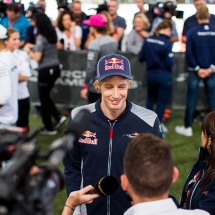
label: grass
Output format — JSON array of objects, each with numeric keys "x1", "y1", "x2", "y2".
[{"x1": 29, "y1": 108, "x2": 202, "y2": 215}]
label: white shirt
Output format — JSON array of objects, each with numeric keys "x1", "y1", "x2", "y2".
[
  {"x1": 13, "y1": 49, "x2": 31, "y2": 100},
  {"x1": 55, "y1": 26, "x2": 82, "y2": 51},
  {"x1": 124, "y1": 198, "x2": 209, "y2": 215},
  {"x1": 0, "y1": 50, "x2": 18, "y2": 125}
]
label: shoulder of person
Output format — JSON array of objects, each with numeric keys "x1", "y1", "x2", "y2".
[
  {"x1": 71, "y1": 103, "x2": 96, "y2": 119},
  {"x1": 185, "y1": 14, "x2": 196, "y2": 23},
  {"x1": 177, "y1": 208, "x2": 210, "y2": 215},
  {"x1": 88, "y1": 39, "x2": 100, "y2": 50},
  {"x1": 130, "y1": 103, "x2": 158, "y2": 127}
]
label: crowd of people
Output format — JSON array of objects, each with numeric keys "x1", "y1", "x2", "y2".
[{"x1": 1, "y1": 0, "x2": 215, "y2": 215}]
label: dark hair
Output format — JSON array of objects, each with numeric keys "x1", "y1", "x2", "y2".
[
  {"x1": 35, "y1": 13, "x2": 57, "y2": 44},
  {"x1": 57, "y1": 11, "x2": 74, "y2": 32},
  {"x1": 200, "y1": 111, "x2": 215, "y2": 192},
  {"x1": 93, "y1": 26, "x2": 107, "y2": 35},
  {"x1": 154, "y1": 20, "x2": 172, "y2": 36},
  {"x1": 124, "y1": 133, "x2": 173, "y2": 198},
  {"x1": 7, "y1": 3, "x2": 21, "y2": 13}
]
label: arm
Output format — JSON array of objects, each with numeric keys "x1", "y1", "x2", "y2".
[
  {"x1": 62, "y1": 186, "x2": 99, "y2": 215},
  {"x1": 29, "y1": 51, "x2": 42, "y2": 62},
  {"x1": 18, "y1": 52, "x2": 31, "y2": 82},
  {"x1": 20, "y1": 19, "x2": 30, "y2": 44},
  {"x1": 84, "y1": 33, "x2": 94, "y2": 50},
  {"x1": 0, "y1": 63, "x2": 11, "y2": 107},
  {"x1": 153, "y1": 117, "x2": 163, "y2": 139},
  {"x1": 138, "y1": 40, "x2": 147, "y2": 62},
  {"x1": 29, "y1": 35, "x2": 44, "y2": 62},
  {"x1": 186, "y1": 33, "x2": 199, "y2": 71},
  {"x1": 182, "y1": 19, "x2": 188, "y2": 43},
  {"x1": 73, "y1": 26, "x2": 82, "y2": 49},
  {"x1": 126, "y1": 31, "x2": 142, "y2": 55},
  {"x1": 170, "y1": 22, "x2": 179, "y2": 43},
  {"x1": 164, "y1": 43, "x2": 174, "y2": 70},
  {"x1": 63, "y1": 117, "x2": 83, "y2": 195},
  {"x1": 115, "y1": 18, "x2": 127, "y2": 42}
]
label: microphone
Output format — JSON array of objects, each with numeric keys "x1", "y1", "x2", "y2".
[
  {"x1": 87, "y1": 176, "x2": 119, "y2": 196},
  {"x1": 47, "y1": 109, "x2": 91, "y2": 167}
]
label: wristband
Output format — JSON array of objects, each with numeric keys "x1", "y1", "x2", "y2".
[
  {"x1": 64, "y1": 205, "x2": 75, "y2": 211},
  {"x1": 82, "y1": 84, "x2": 88, "y2": 89}
]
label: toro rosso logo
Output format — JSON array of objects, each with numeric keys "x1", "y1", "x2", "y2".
[
  {"x1": 79, "y1": 130, "x2": 98, "y2": 145},
  {"x1": 105, "y1": 58, "x2": 124, "y2": 71}
]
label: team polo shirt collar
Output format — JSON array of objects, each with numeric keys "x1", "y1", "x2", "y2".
[
  {"x1": 124, "y1": 198, "x2": 177, "y2": 215},
  {"x1": 95, "y1": 99, "x2": 132, "y2": 121}
]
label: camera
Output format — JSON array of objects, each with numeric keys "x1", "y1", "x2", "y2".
[
  {"x1": 0, "y1": 109, "x2": 91, "y2": 215},
  {"x1": 149, "y1": 1, "x2": 184, "y2": 19}
]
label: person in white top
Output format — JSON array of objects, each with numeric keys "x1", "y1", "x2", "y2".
[
  {"x1": 5, "y1": 28, "x2": 31, "y2": 130},
  {"x1": 121, "y1": 133, "x2": 209, "y2": 215},
  {"x1": 56, "y1": 11, "x2": 82, "y2": 51},
  {"x1": 0, "y1": 24, "x2": 18, "y2": 126}
]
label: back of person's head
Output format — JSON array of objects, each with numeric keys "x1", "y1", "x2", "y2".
[
  {"x1": 36, "y1": 13, "x2": 57, "y2": 44},
  {"x1": 57, "y1": 11, "x2": 74, "y2": 31},
  {"x1": 123, "y1": 133, "x2": 174, "y2": 198},
  {"x1": 200, "y1": 111, "x2": 215, "y2": 192},
  {"x1": 7, "y1": 3, "x2": 21, "y2": 13},
  {"x1": 99, "y1": 10, "x2": 114, "y2": 35},
  {"x1": 154, "y1": 20, "x2": 172, "y2": 36},
  {"x1": 133, "y1": 13, "x2": 151, "y2": 31},
  {"x1": 196, "y1": 5, "x2": 209, "y2": 20}
]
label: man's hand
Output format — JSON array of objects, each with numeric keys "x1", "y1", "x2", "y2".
[
  {"x1": 197, "y1": 69, "x2": 208, "y2": 79},
  {"x1": 80, "y1": 88, "x2": 88, "y2": 100},
  {"x1": 205, "y1": 68, "x2": 213, "y2": 77},
  {"x1": 66, "y1": 185, "x2": 99, "y2": 209},
  {"x1": 0, "y1": 104, "x2": 3, "y2": 108}
]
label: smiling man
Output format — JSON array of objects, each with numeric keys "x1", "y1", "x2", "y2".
[{"x1": 63, "y1": 53, "x2": 163, "y2": 215}]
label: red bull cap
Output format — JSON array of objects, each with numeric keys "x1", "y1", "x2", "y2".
[{"x1": 97, "y1": 54, "x2": 132, "y2": 81}]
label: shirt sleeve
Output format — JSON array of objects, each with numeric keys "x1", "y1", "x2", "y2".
[
  {"x1": 153, "y1": 117, "x2": 163, "y2": 139},
  {"x1": 63, "y1": 116, "x2": 82, "y2": 195},
  {"x1": 74, "y1": 26, "x2": 82, "y2": 38},
  {"x1": 126, "y1": 31, "x2": 142, "y2": 55},
  {"x1": 18, "y1": 52, "x2": 31, "y2": 77},
  {"x1": 84, "y1": 42, "x2": 99, "y2": 86},
  {"x1": 164, "y1": 42, "x2": 174, "y2": 70},
  {"x1": 138, "y1": 39, "x2": 147, "y2": 62},
  {"x1": 0, "y1": 62, "x2": 11, "y2": 105},
  {"x1": 186, "y1": 32, "x2": 199, "y2": 71},
  {"x1": 34, "y1": 35, "x2": 45, "y2": 53},
  {"x1": 117, "y1": 17, "x2": 127, "y2": 29}
]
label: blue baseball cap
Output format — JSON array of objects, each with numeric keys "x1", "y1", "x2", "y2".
[{"x1": 96, "y1": 53, "x2": 132, "y2": 82}]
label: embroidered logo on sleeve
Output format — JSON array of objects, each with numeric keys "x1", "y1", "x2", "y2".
[{"x1": 79, "y1": 130, "x2": 98, "y2": 145}]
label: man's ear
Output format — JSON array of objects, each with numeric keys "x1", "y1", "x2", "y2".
[
  {"x1": 172, "y1": 167, "x2": 179, "y2": 184},
  {"x1": 121, "y1": 174, "x2": 129, "y2": 191}
]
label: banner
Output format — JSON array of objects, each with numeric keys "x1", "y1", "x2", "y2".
[{"x1": 28, "y1": 51, "x2": 207, "y2": 109}]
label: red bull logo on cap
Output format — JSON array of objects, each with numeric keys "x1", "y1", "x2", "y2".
[
  {"x1": 79, "y1": 130, "x2": 98, "y2": 145},
  {"x1": 105, "y1": 58, "x2": 124, "y2": 71}
]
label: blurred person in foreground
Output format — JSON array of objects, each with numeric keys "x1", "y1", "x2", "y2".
[
  {"x1": 56, "y1": 11, "x2": 82, "y2": 51},
  {"x1": 182, "y1": 0, "x2": 215, "y2": 43},
  {"x1": 0, "y1": 25, "x2": 18, "y2": 126},
  {"x1": 179, "y1": 111, "x2": 215, "y2": 215},
  {"x1": 24, "y1": 13, "x2": 66, "y2": 135},
  {"x1": 70, "y1": 0, "x2": 88, "y2": 49},
  {"x1": 175, "y1": 6, "x2": 215, "y2": 137},
  {"x1": 126, "y1": 13, "x2": 150, "y2": 55},
  {"x1": 5, "y1": 28, "x2": 31, "y2": 131},
  {"x1": 139, "y1": 20, "x2": 174, "y2": 133},
  {"x1": 64, "y1": 53, "x2": 163, "y2": 215},
  {"x1": 108, "y1": 0, "x2": 127, "y2": 51},
  {"x1": 0, "y1": 3, "x2": 30, "y2": 47},
  {"x1": 80, "y1": 14, "x2": 118, "y2": 103},
  {"x1": 121, "y1": 133, "x2": 208, "y2": 215},
  {"x1": 84, "y1": 10, "x2": 118, "y2": 49}
]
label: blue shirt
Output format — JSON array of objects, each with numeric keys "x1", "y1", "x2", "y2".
[
  {"x1": 182, "y1": 14, "x2": 215, "y2": 36},
  {"x1": 64, "y1": 99, "x2": 162, "y2": 215},
  {"x1": 0, "y1": 14, "x2": 30, "y2": 41},
  {"x1": 139, "y1": 34, "x2": 173, "y2": 75},
  {"x1": 151, "y1": 17, "x2": 178, "y2": 38},
  {"x1": 186, "y1": 23, "x2": 215, "y2": 71}
]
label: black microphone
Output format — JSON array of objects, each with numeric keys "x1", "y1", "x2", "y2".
[
  {"x1": 87, "y1": 176, "x2": 119, "y2": 196},
  {"x1": 48, "y1": 109, "x2": 91, "y2": 167}
]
